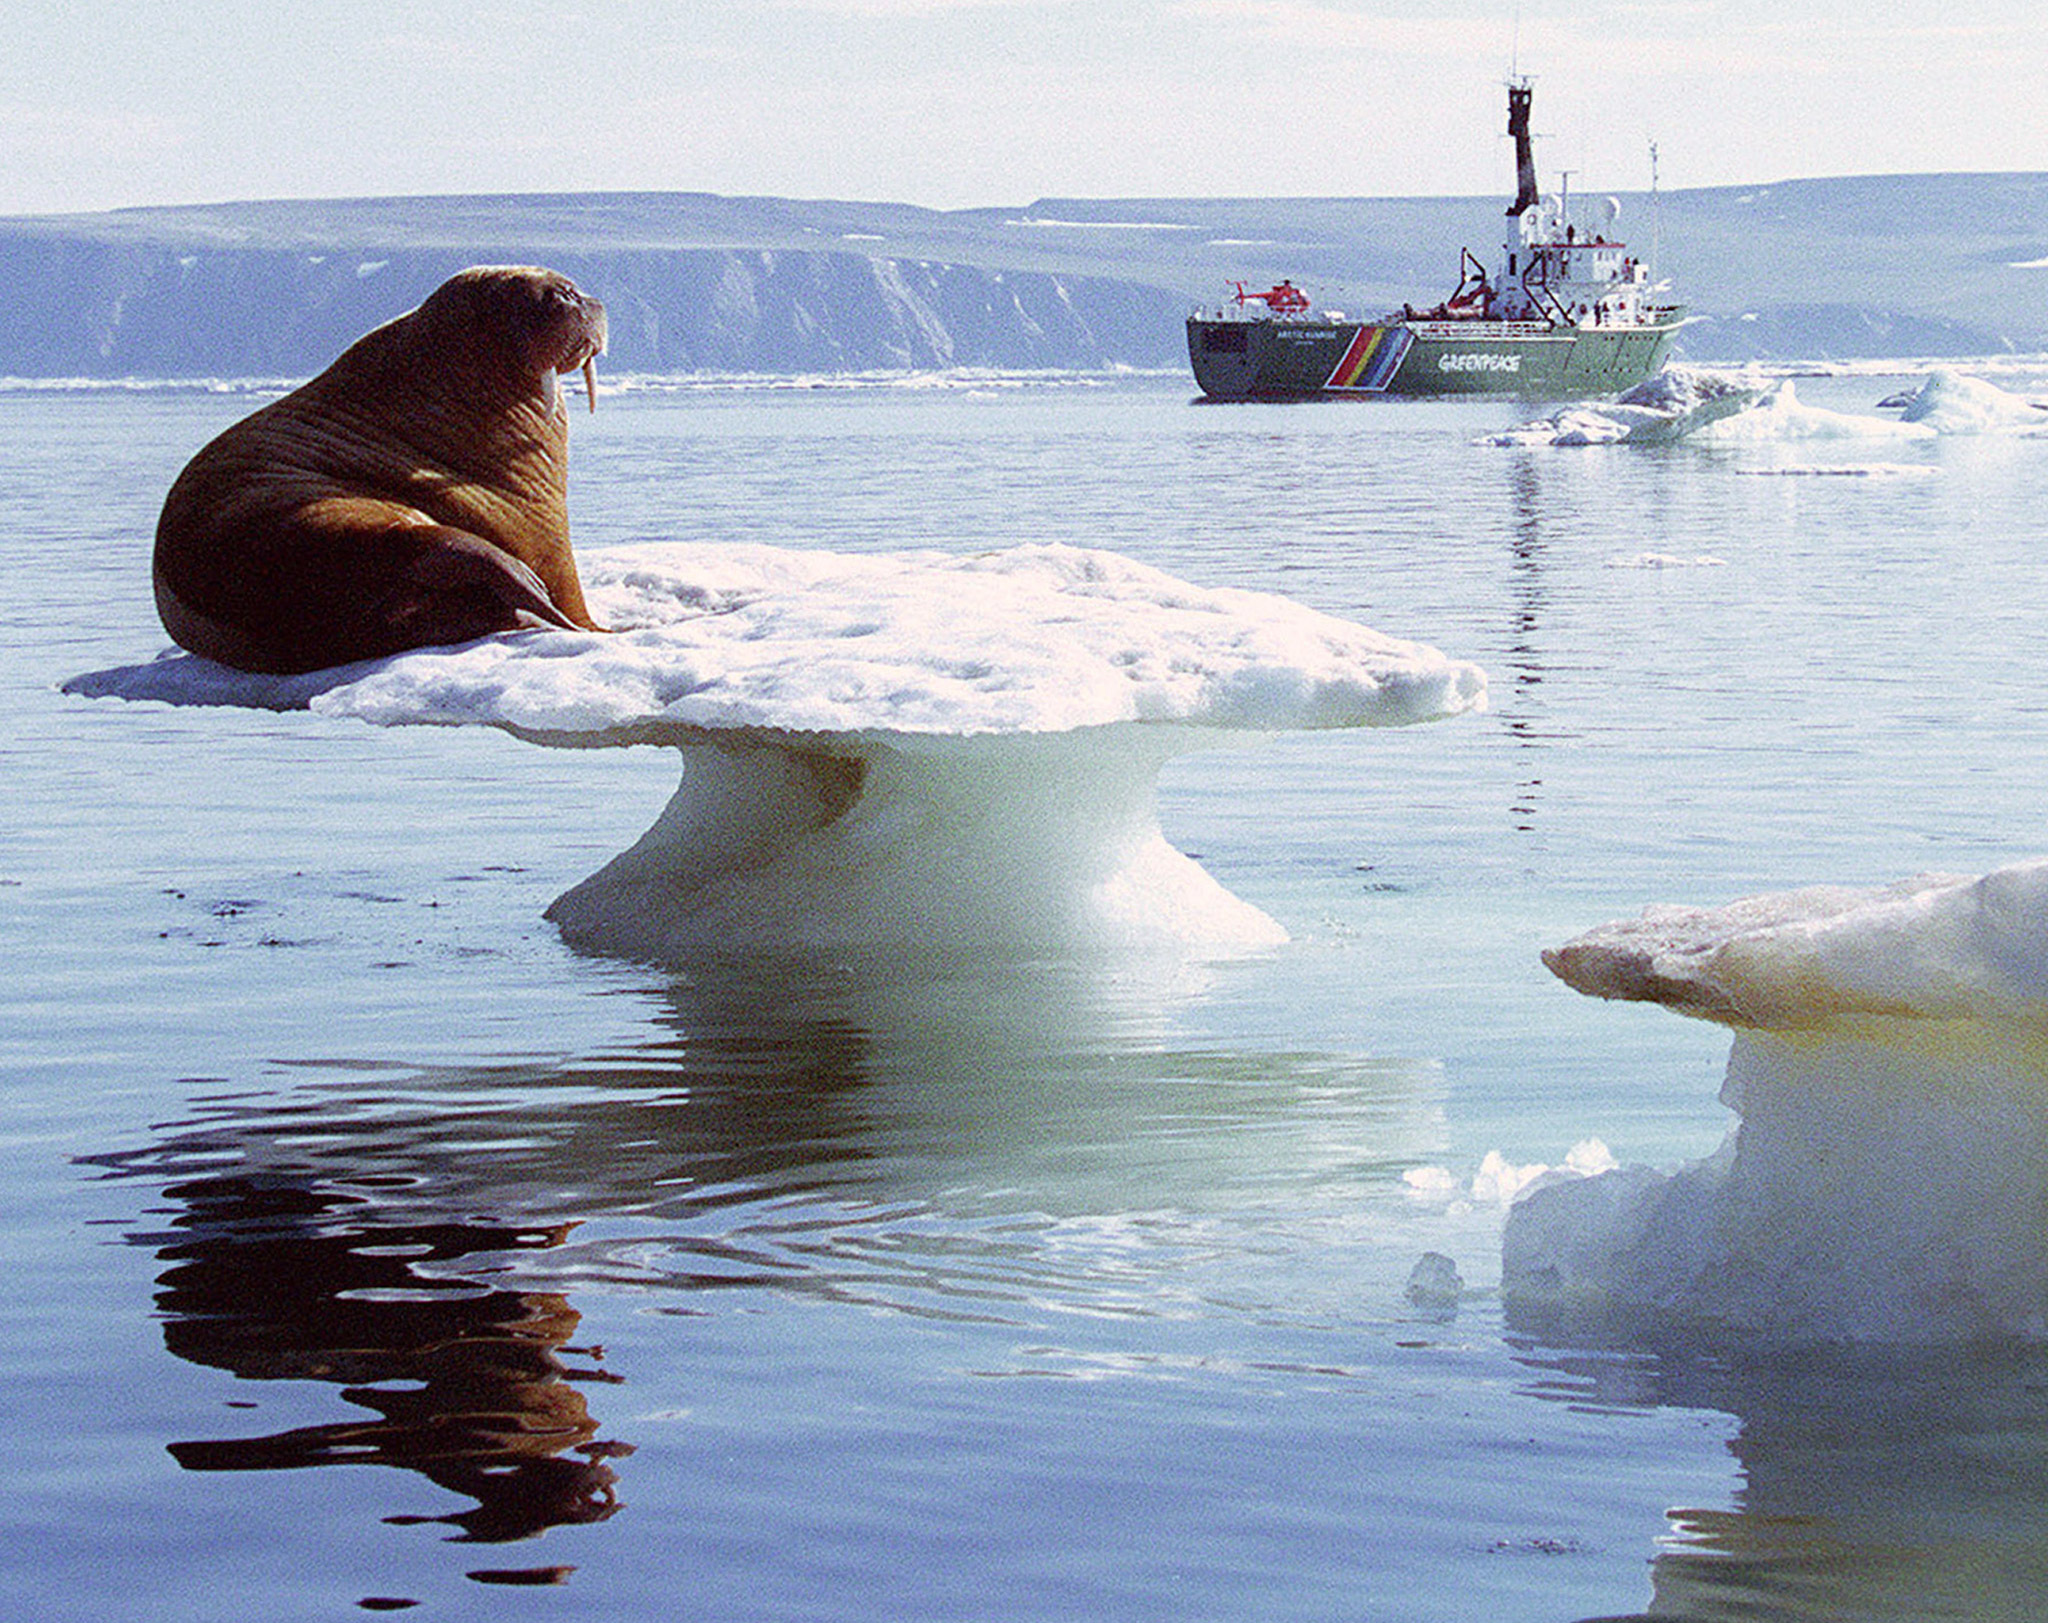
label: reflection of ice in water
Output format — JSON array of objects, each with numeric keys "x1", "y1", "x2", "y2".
[
  {"x1": 1515, "y1": 1338, "x2": 2048, "y2": 1621},
  {"x1": 66, "y1": 541, "x2": 1484, "y2": 959},
  {"x1": 105, "y1": 952, "x2": 1457, "y2": 1343},
  {"x1": 1508, "y1": 859, "x2": 2048, "y2": 1342}
]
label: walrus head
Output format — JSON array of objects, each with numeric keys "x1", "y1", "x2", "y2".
[{"x1": 411, "y1": 265, "x2": 609, "y2": 413}]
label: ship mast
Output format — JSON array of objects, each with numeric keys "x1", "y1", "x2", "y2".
[{"x1": 1505, "y1": 79, "x2": 1540, "y2": 219}]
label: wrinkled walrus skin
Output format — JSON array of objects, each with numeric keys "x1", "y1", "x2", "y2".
[{"x1": 153, "y1": 266, "x2": 609, "y2": 675}]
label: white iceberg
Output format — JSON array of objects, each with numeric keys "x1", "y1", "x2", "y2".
[
  {"x1": 1690, "y1": 377, "x2": 1937, "y2": 443},
  {"x1": 67, "y1": 541, "x2": 1486, "y2": 959},
  {"x1": 1508, "y1": 860, "x2": 2048, "y2": 1342},
  {"x1": 1895, "y1": 367, "x2": 2048, "y2": 434},
  {"x1": 1489, "y1": 365, "x2": 2047, "y2": 452},
  {"x1": 1693, "y1": 368, "x2": 2046, "y2": 447},
  {"x1": 1483, "y1": 366, "x2": 1768, "y2": 447}
]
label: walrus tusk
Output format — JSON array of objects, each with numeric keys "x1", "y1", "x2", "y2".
[{"x1": 583, "y1": 356, "x2": 598, "y2": 413}]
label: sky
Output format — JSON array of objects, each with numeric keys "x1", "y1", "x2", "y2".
[{"x1": 3, "y1": 1, "x2": 2042, "y2": 217}]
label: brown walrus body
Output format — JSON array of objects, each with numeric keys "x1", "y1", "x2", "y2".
[{"x1": 154, "y1": 265, "x2": 608, "y2": 675}]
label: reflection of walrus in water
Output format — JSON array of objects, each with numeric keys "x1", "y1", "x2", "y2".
[
  {"x1": 154, "y1": 1175, "x2": 629, "y2": 1544},
  {"x1": 153, "y1": 266, "x2": 608, "y2": 675}
]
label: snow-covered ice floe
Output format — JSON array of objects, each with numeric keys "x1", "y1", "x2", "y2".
[
  {"x1": 1482, "y1": 365, "x2": 1768, "y2": 447},
  {"x1": 1895, "y1": 367, "x2": 2048, "y2": 434},
  {"x1": 1509, "y1": 860, "x2": 2048, "y2": 1343},
  {"x1": 1691, "y1": 366, "x2": 2046, "y2": 446},
  {"x1": 65, "y1": 541, "x2": 1486, "y2": 960},
  {"x1": 1487, "y1": 364, "x2": 2047, "y2": 450}
]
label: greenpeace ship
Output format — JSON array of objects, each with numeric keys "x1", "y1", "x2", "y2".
[{"x1": 1187, "y1": 81, "x2": 1683, "y2": 400}]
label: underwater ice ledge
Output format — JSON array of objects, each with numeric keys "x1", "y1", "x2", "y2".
[
  {"x1": 67, "y1": 541, "x2": 1488, "y2": 958},
  {"x1": 1509, "y1": 860, "x2": 2048, "y2": 1342}
]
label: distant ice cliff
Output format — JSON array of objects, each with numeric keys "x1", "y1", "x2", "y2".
[{"x1": 0, "y1": 240, "x2": 1187, "y2": 377}]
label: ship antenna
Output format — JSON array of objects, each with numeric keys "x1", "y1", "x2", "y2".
[{"x1": 1648, "y1": 138, "x2": 1661, "y2": 281}]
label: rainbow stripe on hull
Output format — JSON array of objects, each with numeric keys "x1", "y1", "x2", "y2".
[{"x1": 1325, "y1": 324, "x2": 1413, "y2": 392}]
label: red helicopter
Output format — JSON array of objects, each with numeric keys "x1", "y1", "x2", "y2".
[{"x1": 1229, "y1": 279, "x2": 1312, "y2": 315}]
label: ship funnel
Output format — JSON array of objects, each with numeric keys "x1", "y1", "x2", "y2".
[{"x1": 1506, "y1": 80, "x2": 1540, "y2": 218}]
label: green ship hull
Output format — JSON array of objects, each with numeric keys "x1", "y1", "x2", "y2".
[{"x1": 1187, "y1": 314, "x2": 1685, "y2": 402}]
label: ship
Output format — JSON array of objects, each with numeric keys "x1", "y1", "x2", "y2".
[{"x1": 1187, "y1": 81, "x2": 1684, "y2": 401}]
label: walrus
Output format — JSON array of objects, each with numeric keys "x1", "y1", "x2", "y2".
[{"x1": 153, "y1": 265, "x2": 609, "y2": 675}]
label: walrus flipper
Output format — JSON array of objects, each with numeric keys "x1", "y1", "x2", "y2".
[
  {"x1": 158, "y1": 521, "x2": 595, "y2": 675},
  {"x1": 404, "y1": 527, "x2": 592, "y2": 636},
  {"x1": 321, "y1": 524, "x2": 602, "y2": 666}
]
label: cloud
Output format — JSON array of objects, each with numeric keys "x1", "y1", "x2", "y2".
[
  {"x1": 760, "y1": 0, "x2": 1070, "y2": 14},
  {"x1": 1163, "y1": 0, "x2": 1495, "y2": 56},
  {"x1": 0, "y1": 100, "x2": 182, "y2": 150}
]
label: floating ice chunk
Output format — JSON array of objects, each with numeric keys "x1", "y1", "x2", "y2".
[
  {"x1": 1510, "y1": 860, "x2": 2048, "y2": 1342},
  {"x1": 1482, "y1": 366, "x2": 1766, "y2": 447},
  {"x1": 1561, "y1": 1137, "x2": 1620, "y2": 1177},
  {"x1": 1489, "y1": 366, "x2": 2047, "y2": 450},
  {"x1": 1732, "y1": 463, "x2": 1939, "y2": 478},
  {"x1": 1613, "y1": 366, "x2": 1758, "y2": 417},
  {"x1": 1404, "y1": 1251, "x2": 1465, "y2": 1311},
  {"x1": 1542, "y1": 864, "x2": 2048, "y2": 1028},
  {"x1": 300, "y1": 542, "x2": 1488, "y2": 739},
  {"x1": 1895, "y1": 367, "x2": 2048, "y2": 434},
  {"x1": 1692, "y1": 378, "x2": 1936, "y2": 443},
  {"x1": 1400, "y1": 1164, "x2": 1463, "y2": 1198},
  {"x1": 1472, "y1": 1149, "x2": 1559, "y2": 1206},
  {"x1": 66, "y1": 541, "x2": 1486, "y2": 959},
  {"x1": 1404, "y1": 1139, "x2": 1615, "y2": 1211}
]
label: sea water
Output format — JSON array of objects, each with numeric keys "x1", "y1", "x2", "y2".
[{"x1": 6, "y1": 364, "x2": 2048, "y2": 1620}]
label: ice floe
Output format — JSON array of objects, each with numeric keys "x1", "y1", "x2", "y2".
[
  {"x1": 1507, "y1": 860, "x2": 2048, "y2": 1342},
  {"x1": 66, "y1": 541, "x2": 1486, "y2": 959},
  {"x1": 1689, "y1": 378, "x2": 1936, "y2": 443},
  {"x1": 1405, "y1": 1138, "x2": 1619, "y2": 1212},
  {"x1": 1895, "y1": 367, "x2": 2048, "y2": 434},
  {"x1": 1487, "y1": 364, "x2": 2046, "y2": 451},
  {"x1": 1482, "y1": 365, "x2": 1767, "y2": 447},
  {"x1": 1693, "y1": 367, "x2": 2045, "y2": 445},
  {"x1": 1603, "y1": 553, "x2": 1728, "y2": 568}
]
